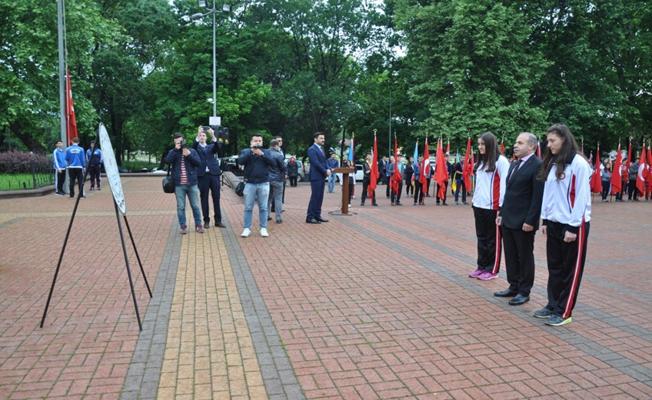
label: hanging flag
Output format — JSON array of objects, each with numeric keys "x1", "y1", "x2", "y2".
[
  {"x1": 391, "y1": 135, "x2": 402, "y2": 195},
  {"x1": 412, "y1": 140, "x2": 419, "y2": 183},
  {"x1": 65, "y1": 68, "x2": 78, "y2": 144},
  {"x1": 348, "y1": 133, "x2": 355, "y2": 162},
  {"x1": 623, "y1": 138, "x2": 632, "y2": 182},
  {"x1": 636, "y1": 143, "x2": 647, "y2": 196},
  {"x1": 610, "y1": 142, "x2": 622, "y2": 195},
  {"x1": 368, "y1": 132, "x2": 379, "y2": 198},
  {"x1": 590, "y1": 144, "x2": 602, "y2": 194},
  {"x1": 420, "y1": 136, "x2": 430, "y2": 194},
  {"x1": 462, "y1": 137, "x2": 473, "y2": 193},
  {"x1": 435, "y1": 138, "x2": 448, "y2": 200}
]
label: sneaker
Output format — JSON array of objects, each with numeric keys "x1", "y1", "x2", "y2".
[
  {"x1": 545, "y1": 315, "x2": 572, "y2": 326},
  {"x1": 260, "y1": 228, "x2": 269, "y2": 237},
  {"x1": 204, "y1": 222, "x2": 210, "y2": 229},
  {"x1": 195, "y1": 225, "x2": 204, "y2": 233},
  {"x1": 180, "y1": 225, "x2": 188, "y2": 235},
  {"x1": 240, "y1": 228, "x2": 251, "y2": 238},
  {"x1": 533, "y1": 307, "x2": 553, "y2": 319},
  {"x1": 478, "y1": 271, "x2": 498, "y2": 281},
  {"x1": 468, "y1": 269, "x2": 484, "y2": 278}
]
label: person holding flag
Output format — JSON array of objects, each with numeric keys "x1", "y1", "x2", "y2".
[
  {"x1": 469, "y1": 132, "x2": 510, "y2": 281},
  {"x1": 435, "y1": 139, "x2": 450, "y2": 206},
  {"x1": 360, "y1": 154, "x2": 377, "y2": 206},
  {"x1": 610, "y1": 142, "x2": 623, "y2": 201},
  {"x1": 390, "y1": 136, "x2": 403, "y2": 206},
  {"x1": 534, "y1": 123, "x2": 592, "y2": 326},
  {"x1": 462, "y1": 137, "x2": 474, "y2": 200}
]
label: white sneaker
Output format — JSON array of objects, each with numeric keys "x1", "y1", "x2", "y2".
[
  {"x1": 260, "y1": 228, "x2": 269, "y2": 237},
  {"x1": 240, "y1": 228, "x2": 251, "y2": 238}
]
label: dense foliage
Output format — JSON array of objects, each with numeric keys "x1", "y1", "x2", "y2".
[{"x1": 0, "y1": 0, "x2": 649, "y2": 161}]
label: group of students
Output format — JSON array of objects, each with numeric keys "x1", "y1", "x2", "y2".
[
  {"x1": 52, "y1": 137, "x2": 103, "y2": 197},
  {"x1": 468, "y1": 124, "x2": 591, "y2": 327},
  {"x1": 598, "y1": 157, "x2": 649, "y2": 202}
]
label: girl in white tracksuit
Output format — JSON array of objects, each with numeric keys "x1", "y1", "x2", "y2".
[
  {"x1": 469, "y1": 132, "x2": 510, "y2": 281},
  {"x1": 534, "y1": 124, "x2": 592, "y2": 326}
]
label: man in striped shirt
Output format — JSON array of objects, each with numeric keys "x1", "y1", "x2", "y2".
[{"x1": 165, "y1": 133, "x2": 204, "y2": 234}]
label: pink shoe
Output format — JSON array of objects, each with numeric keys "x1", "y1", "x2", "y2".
[
  {"x1": 468, "y1": 269, "x2": 484, "y2": 278},
  {"x1": 478, "y1": 272, "x2": 498, "y2": 281}
]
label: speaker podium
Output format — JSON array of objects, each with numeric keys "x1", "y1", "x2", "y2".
[{"x1": 329, "y1": 167, "x2": 356, "y2": 216}]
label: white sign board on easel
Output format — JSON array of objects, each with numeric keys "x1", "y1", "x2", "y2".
[{"x1": 98, "y1": 124, "x2": 126, "y2": 215}]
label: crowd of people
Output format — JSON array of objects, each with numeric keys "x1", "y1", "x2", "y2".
[{"x1": 68, "y1": 122, "x2": 648, "y2": 328}]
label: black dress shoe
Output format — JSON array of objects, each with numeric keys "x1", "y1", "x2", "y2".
[
  {"x1": 306, "y1": 218, "x2": 321, "y2": 224},
  {"x1": 509, "y1": 294, "x2": 530, "y2": 306},
  {"x1": 316, "y1": 217, "x2": 329, "y2": 222},
  {"x1": 494, "y1": 289, "x2": 517, "y2": 298},
  {"x1": 215, "y1": 222, "x2": 226, "y2": 228}
]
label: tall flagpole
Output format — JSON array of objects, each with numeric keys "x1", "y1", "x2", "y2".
[{"x1": 57, "y1": 0, "x2": 67, "y2": 144}]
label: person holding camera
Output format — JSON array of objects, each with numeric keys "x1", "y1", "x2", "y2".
[
  {"x1": 165, "y1": 133, "x2": 204, "y2": 234},
  {"x1": 237, "y1": 134, "x2": 275, "y2": 237},
  {"x1": 193, "y1": 126, "x2": 225, "y2": 229}
]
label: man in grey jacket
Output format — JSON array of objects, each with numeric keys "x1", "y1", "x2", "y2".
[{"x1": 267, "y1": 139, "x2": 287, "y2": 223}]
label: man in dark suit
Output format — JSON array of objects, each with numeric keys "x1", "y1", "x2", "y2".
[
  {"x1": 306, "y1": 132, "x2": 332, "y2": 224},
  {"x1": 193, "y1": 126, "x2": 225, "y2": 229},
  {"x1": 495, "y1": 132, "x2": 544, "y2": 305}
]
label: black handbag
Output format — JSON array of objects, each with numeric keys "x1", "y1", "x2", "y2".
[
  {"x1": 235, "y1": 181, "x2": 245, "y2": 197},
  {"x1": 162, "y1": 165, "x2": 175, "y2": 193}
]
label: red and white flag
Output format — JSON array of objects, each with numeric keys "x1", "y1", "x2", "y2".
[
  {"x1": 610, "y1": 142, "x2": 622, "y2": 195},
  {"x1": 420, "y1": 137, "x2": 430, "y2": 194},
  {"x1": 368, "y1": 132, "x2": 379, "y2": 198},
  {"x1": 636, "y1": 142, "x2": 647, "y2": 196},
  {"x1": 590, "y1": 144, "x2": 602, "y2": 194},
  {"x1": 66, "y1": 68, "x2": 78, "y2": 144},
  {"x1": 462, "y1": 137, "x2": 473, "y2": 192},
  {"x1": 435, "y1": 138, "x2": 448, "y2": 200}
]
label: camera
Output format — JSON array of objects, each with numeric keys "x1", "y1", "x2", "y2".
[{"x1": 251, "y1": 144, "x2": 263, "y2": 150}]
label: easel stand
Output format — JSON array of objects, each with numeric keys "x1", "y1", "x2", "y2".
[
  {"x1": 40, "y1": 162, "x2": 152, "y2": 331},
  {"x1": 329, "y1": 167, "x2": 356, "y2": 216}
]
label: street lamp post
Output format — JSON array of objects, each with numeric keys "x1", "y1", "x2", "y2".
[{"x1": 193, "y1": 0, "x2": 230, "y2": 126}]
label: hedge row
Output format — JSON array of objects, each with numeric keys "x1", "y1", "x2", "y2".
[{"x1": 0, "y1": 151, "x2": 52, "y2": 173}]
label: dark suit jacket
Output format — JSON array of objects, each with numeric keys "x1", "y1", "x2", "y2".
[
  {"x1": 307, "y1": 144, "x2": 328, "y2": 181},
  {"x1": 192, "y1": 141, "x2": 223, "y2": 176},
  {"x1": 501, "y1": 155, "x2": 544, "y2": 230}
]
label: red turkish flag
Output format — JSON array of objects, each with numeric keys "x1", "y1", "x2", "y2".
[
  {"x1": 462, "y1": 137, "x2": 473, "y2": 192},
  {"x1": 368, "y1": 133, "x2": 379, "y2": 198},
  {"x1": 66, "y1": 68, "x2": 78, "y2": 144},
  {"x1": 636, "y1": 143, "x2": 647, "y2": 196},
  {"x1": 610, "y1": 143, "x2": 622, "y2": 195},
  {"x1": 435, "y1": 138, "x2": 448, "y2": 200},
  {"x1": 420, "y1": 137, "x2": 430, "y2": 193},
  {"x1": 590, "y1": 145, "x2": 602, "y2": 194},
  {"x1": 390, "y1": 136, "x2": 401, "y2": 195}
]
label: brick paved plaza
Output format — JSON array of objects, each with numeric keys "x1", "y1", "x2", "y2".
[{"x1": 1, "y1": 176, "x2": 651, "y2": 399}]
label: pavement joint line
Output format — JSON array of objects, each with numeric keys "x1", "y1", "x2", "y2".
[
  {"x1": 342, "y1": 214, "x2": 652, "y2": 387},
  {"x1": 372, "y1": 209, "x2": 652, "y2": 336},
  {"x1": 386, "y1": 208, "x2": 652, "y2": 304},
  {"x1": 221, "y1": 213, "x2": 307, "y2": 400},
  {"x1": 119, "y1": 220, "x2": 181, "y2": 399}
]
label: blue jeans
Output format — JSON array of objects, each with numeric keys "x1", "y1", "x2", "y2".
[
  {"x1": 268, "y1": 180, "x2": 284, "y2": 220},
  {"x1": 327, "y1": 174, "x2": 336, "y2": 193},
  {"x1": 175, "y1": 184, "x2": 202, "y2": 227},
  {"x1": 243, "y1": 182, "x2": 270, "y2": 229}
]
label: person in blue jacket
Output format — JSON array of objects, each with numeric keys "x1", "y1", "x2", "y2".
[
  {"x1": 306, "y1": 132, "x2": 332, "y2": 224},
  {"x1": 53, "y1": 140, "x2": 67, "y2": 195},
  {"x1": 65, "y1": 137, "x2": 85, "y2": 198},
  {"x1": 86, "y1": 140, "x2": 103, "y2": 191},
  {"x1": 165, "y1": 133, "x2": 204, "y2": 234},
  {"x1": 193, "y1": 126, "x2": 225, "y2": 229}
]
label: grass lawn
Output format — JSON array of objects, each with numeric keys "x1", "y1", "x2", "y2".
[{"x1": 0, "y1": 173, "x2": 54, "y2": 191}]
